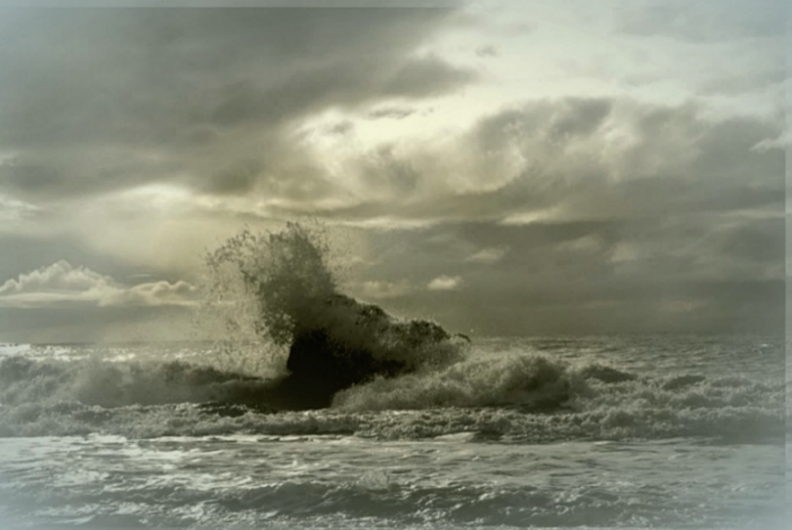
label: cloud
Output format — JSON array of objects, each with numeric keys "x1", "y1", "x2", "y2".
[
  {"x1": 0, "y1": 261, "x2": 198, "y2": 308},
  {"x1": 327, "y1": 120, "x2": 355, "y2": 136},
  {"x1": 0, "y1": 8, "x2": 475, "y2": 201},
  {"x1": 0, "y1": 10, "x2": 779, "y2": 228},
  {"x1": 296, "y1": 96, "x2": 782, "y2": 230},
  {"x1": 615, "y1": 1, "x2": 787, "y2": 42},
  {"x1": 0, "y1": 7, "x2": 783, "y2": 339},
  {"x1": 358, "y1": 280, "x2": 412, "y2": 300},
  {"x1": 351, "y1": 208, "x2": 783, "y2": 335},
  {"x1": 475, "y1": 45, "x2": 497, "y2": 57},
  {"x1": 0, "y1": 194, "x2": 38, "y2": 226},
  {"x1": 752, "y1": 129, "x2": 792, "y2": 151},
  {"x1": 427, "y1": 275, "x2": 463, "y2": 291},
  {"x1": 367, "y1": 107, "x2": 417, "y2": 120},
  {"x1": 464, "y1": 247, "x2": 509, "y2": 263}
]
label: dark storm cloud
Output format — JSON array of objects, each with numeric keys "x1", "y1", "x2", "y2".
[
  {"x1": 468, "y1": 98, "x2": 613, "y2": 153},
  {"x1": 0, "y1": 8, "x2": 474, "y2": 200}
]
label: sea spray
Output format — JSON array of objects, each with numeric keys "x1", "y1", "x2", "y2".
[
  {"x1": 202, "y1": 222, "x2": 464, "y2": 408},
  {"x1": 204, "y1": 222, "x2": 337, "y2": 349},
  {"x1": 0, "y1": 355, "x2": 268, "y2": 409}
]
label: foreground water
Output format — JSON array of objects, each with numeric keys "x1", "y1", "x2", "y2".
[{"x1": 0, "y1": 336, "x2": 787, "y2": 528}]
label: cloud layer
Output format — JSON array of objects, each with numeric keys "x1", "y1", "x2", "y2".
[
  {"x1": 0, "y1": 8, "x2": 473, "y2": 203},
  {"x1": 288, "y1": 96, "x2": 783, "y2": 231},
  {"x1": 0, "y1": 261, "x2": 198, "y2": 308},
  {"x1": 0, "y1": 5, "x2": 784, "y2": 339}
]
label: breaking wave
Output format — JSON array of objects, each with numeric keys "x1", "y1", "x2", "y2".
[
  {"x1": 0, "y1": 349, "x2": 783, "y2": 443},
  {"x1": 0, "y1": 356, "x2": 270, "y2": 409}
]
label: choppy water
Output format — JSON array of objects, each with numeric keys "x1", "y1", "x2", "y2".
[{"x1": 0, "y1": 335, "x2": 787, "y2": 529}]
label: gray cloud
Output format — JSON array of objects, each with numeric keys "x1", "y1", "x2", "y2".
[
  {"x1": 352, "y1": 214, "x2": 783, "y2": 335},
  {"x1": 204, "y1": 159, "x2": 264, "y2": 196},
  {"x1": 327, "y1": 120, "x2": 355, "y2": 135},
  {"x1": 367, "y1": 107, "x2": 417, "y2": 120},
  {"x1": 0, "y1": 7, "x2": 783, "y2": 339},
  {"x1": 0, "y1": 261, "x2": 199, "y2": 308},
  {"x1": 464, "y1": 247, "x2": 509, "y2": 264},
  {"x1": 615, "y1": 0, "x2": 787, "y2": 42},
  {"x1": 287, "y1": 97, "x2": 783, "y2": 228},
  {"x1": 220, "y1": 94, "x2": 783, "y2": 334},
  {"x1": 475, "y1": 45, "x2": 497, "y2": 57},
  {"x1": 0, "y1": 8, "x2": 474, "y2": 201},
  {"x1": 697, "y1": 68, "x2": 787, "y2": 96},
  {"x1": 0, "y1": 194, "x2": 38, "y2": 225}
]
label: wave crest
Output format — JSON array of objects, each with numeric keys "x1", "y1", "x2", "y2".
[
  {"x1": 333, "y1": 353, "x2": 585, "y2": 412},
  {"x1": 0, "y1": 356, "x2": 268, "y2": 409}
]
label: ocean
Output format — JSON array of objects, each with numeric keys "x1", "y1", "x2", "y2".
[{"x1": 0, "y1": 335, "x2": 786, "y2": 529}]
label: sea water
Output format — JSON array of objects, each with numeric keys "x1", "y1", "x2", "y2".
[{"x1": 0, "y1": 335, "x2": 786, "y2": 529}]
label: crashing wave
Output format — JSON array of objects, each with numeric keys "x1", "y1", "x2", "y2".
[{"x1": 203, "y1": 223, "x2": 465, "y2": 409}]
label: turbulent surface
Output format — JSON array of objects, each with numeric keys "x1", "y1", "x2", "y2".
[
  {"x1": 0, "y1": 434, "x2": 785, "y2": 529},
  {"x1": 0, "y1": 338, "x2": 783, "y2": 443}
]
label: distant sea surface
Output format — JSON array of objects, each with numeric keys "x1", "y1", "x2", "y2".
[{"x1": 0, "y1": 335, "x2": 786, "y2": 529}]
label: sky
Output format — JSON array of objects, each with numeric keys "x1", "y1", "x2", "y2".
[{"x1": 0, "y1": 1, "x2": 788, "y2": 342}]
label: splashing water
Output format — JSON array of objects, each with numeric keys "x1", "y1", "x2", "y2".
[
  {"x1": 204, "y1": 222, "x2": 337, "y2": 348},
  {"x1": 201, "y1": 222, "x2": 464, "y2": 408}
]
